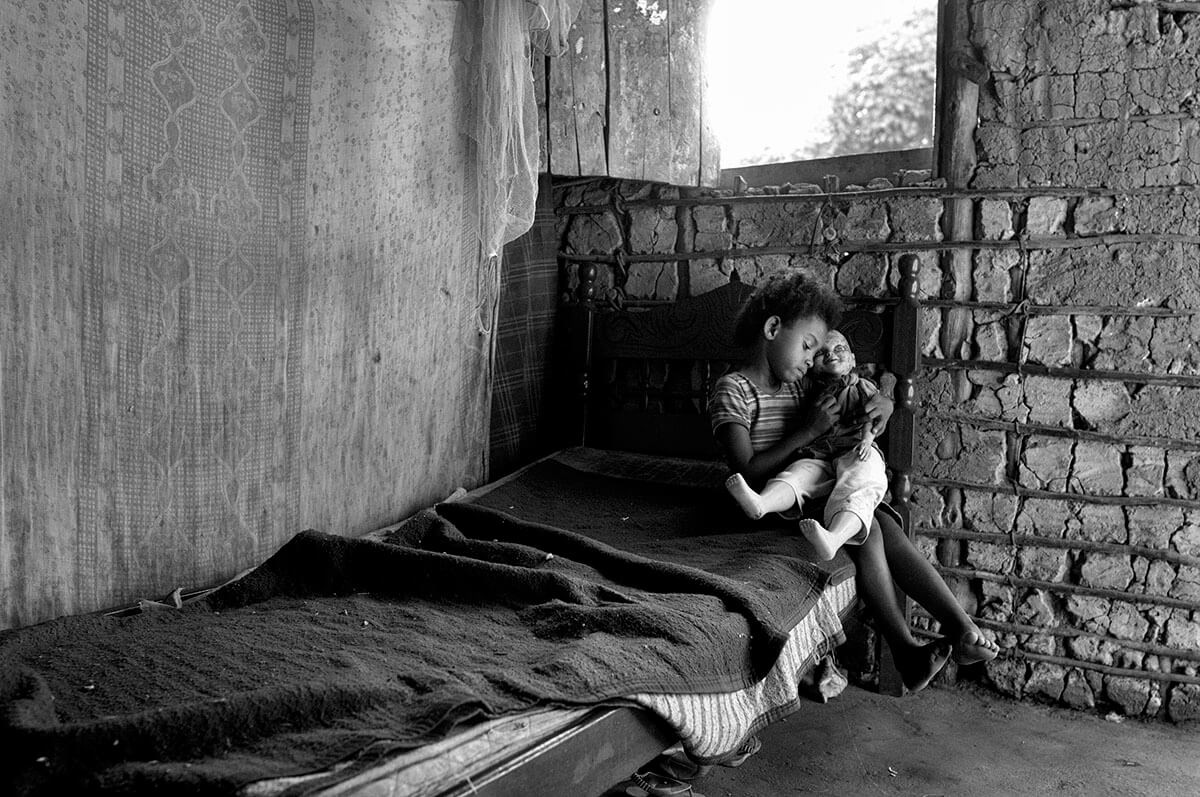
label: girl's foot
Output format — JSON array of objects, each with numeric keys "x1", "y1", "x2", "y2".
[
  {"x1": 951, "y1": 625, "x2": 1000, "y2": 665},
  {"x1": 725, "y1": 473, "x2": 765, "y2": 520},
  {"x1": 894, "y1": 640, "x2": 951, "y2": 692}
]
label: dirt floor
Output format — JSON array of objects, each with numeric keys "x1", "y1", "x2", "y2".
[{"x1": 608, "y1": 683, "x2": 1200, "y2": 797}]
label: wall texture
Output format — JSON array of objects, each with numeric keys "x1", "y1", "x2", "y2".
[
  {"x1": 0, "y1": 0, "x2": 489, "y2": 630},
  {"x1": 551, "y1": 1, "x2": 1200, "y2": 723}
]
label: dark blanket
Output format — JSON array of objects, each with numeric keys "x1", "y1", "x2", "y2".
[{"x1": 0, "y1": 454, "x2": 853, "y2": 796}]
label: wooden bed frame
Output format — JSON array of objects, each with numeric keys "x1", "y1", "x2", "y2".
[
  {"x1": 565, "y1": 254, "x2": 922, "y2": 531},
  {"x1": 303, "y1": 255, "x2": 925, "y2": 797}
]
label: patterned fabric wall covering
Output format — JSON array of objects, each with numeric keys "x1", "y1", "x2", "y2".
[
  {"x1": 5, "y1": 1, "x2": 489, "y2": 630},
  {"x1": 489, "y1": 174, "x2": 560, "y2": 478},
  {"x1": 79, "y1": 0, "x2": 313, "y2": 609}
]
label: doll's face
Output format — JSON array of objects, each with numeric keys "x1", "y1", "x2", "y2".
[{"x1": 813, "y1": 331, "x2": 855, "y2": 377}]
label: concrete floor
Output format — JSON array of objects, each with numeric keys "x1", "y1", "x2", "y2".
[{"x1": 614, "y1": 684, "x2": 1200, "y2": 797}]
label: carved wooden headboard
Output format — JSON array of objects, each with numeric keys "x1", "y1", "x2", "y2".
[{"x1": 563, "y1": 254, "x2": 923, "y2": 528}]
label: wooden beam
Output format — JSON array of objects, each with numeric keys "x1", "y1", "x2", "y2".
[
  {"x1": 607, "y1": 0, "x2": 673, "y2": 183},
  {"x1": 547, "y1": 0, "x2": 608, "y2": 176}
]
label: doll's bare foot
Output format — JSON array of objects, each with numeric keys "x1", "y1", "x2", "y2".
[
  {"x1": 949, "y1": 624, "x2": 1000, "y2": 665},
  {"x1": 797, "y1": 518, "x2": 839, "y2": 560},
  {"x1": 725, "y1": 473, "x2": 765, "y2": 520},
  {"x1": 894, "y1": 640, "x2": 951, "y2": 693}
]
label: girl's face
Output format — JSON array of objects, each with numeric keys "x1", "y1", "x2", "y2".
[
  {"x1": 765, "y1": 315, "x2": 829, "y2": 384},
  {"x1": 813, "y1": 330, "x2": 855, "y2": 377}
]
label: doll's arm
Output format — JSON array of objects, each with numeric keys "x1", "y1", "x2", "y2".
[{"x1": 853, "y1": 378, "x2": 882, "y2": 460}]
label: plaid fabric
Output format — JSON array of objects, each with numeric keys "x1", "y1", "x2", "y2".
[{"x1": 488, "y1": 175, "x2": 559, "y2": 477}]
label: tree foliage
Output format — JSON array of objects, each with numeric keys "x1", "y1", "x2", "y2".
[
  {"x1": 816, "y1": 5, "x2": 938, "y2": 158},
  {"x1": 736, "y1": 6, "x2": 937, "y2": 165}
]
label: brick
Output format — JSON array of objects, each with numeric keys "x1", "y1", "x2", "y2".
[
  {"x1": 1019, "y1": 438, "x2": 1073, "y2": 491},
  {"x1": 887, "y1": 197, "x2": 942, "y2": 242},
  {"x1": 1105, "y1": 675, "x2": 1152, "y2": 716},
  {"x1": 692, "y1": 204, "x2": 727, "y2": 232},
  {"x1": 1107, "y1": 603, "x2": 1149, "y2": 641},
  {"x1": 978, "y1": 199, "x2": 1015, "y2": 240},
  {"x1": 985, "y1": 658, "x2": 1028, "y2": 699},
  {"x1": 834, "y1": 253, "x2": 887, "y2": 298},
  {"x1": 1080, "y1": 553, "x2": 1135, "y2": 591},
  {"x1": 627, "y1": 206, "x2": 677, "y2": 254},
  {"x1": 564, "y1": 212, "x2": 623, "y2": 254},
  {"x1": 1167, "y1": 683, "x2": 1200, "y2": 722},
  {"x1": 1017, "y1": 498, "x2": 1072, "y2": 537},
  {"x1": 1062, "y1": 669, "x2": 1096, "y2": 710},
  {"x1": 1026, "y1": 662, "x2": 1067, "y2": 702},
  {"x1": 1072, "y1": 382, "x2": 1131, "y2": 429},
  {"x1": 1125, "y1": 446, "x2": 1165, "y2": 497},
  {"x1": 1072, "y1": 504, "x2": 1127, "y2": 544},
  {"x1": 1018, "y1": 546, "x2": 1070, "y2": 581},
  {"x1": 1073, "y1": 196, "x2": 1119, "y2": 235},
  {"x1": 966, "y1": 541, "x2": 1016, "y2": 575},
  {"x1": 1165, "y1": 613, "x2": 1200, "y2": 651},
  {"x1": 1127, "y1": 505, "x2": 1184, "y2": 549},
  {"x1": 1071, "y1": 440, "x2": 1125, "y2": 495},
  {"x1": 973, "y1": 248, "x2": 1019, "y2": 301},
  {"x1": 1022, "y1": 376, "x2": 1073, "y2": 427},
  {"x1": 624, "y1": 262, "x2": 679, "y2": 301},
  {"x1": 837, "y1": 202, "x2": 890, "y2": 241},
  {"x1": 1023, "y1": 315, "x2": 1073, "y2": 366}
]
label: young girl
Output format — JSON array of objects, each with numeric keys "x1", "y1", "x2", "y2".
[
  {"x1": 723, "y1": 328, "x2": 888, "y2": 560},
  {"x1": 708, "y1": 272, "x2": 998, "y2": 691}
]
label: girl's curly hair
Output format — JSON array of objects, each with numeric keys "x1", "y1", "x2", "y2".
[{"x1": 733, "y1": 272, "x2": 843, "y2": 347}]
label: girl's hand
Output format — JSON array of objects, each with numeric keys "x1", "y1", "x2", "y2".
[
  {"x1": 801, "y1": 391, "x2": 841, "y2": 435},
  {"x1": 854, "y1": 440, "x2": 872, "y2": 461},
  {"x1": 859, "y1": 392, "x2": 894, "y2": 436}
]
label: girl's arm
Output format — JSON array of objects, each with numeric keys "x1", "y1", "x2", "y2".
[{"x1": 715, "y1": 391, "x2": 840, "y2": 484}]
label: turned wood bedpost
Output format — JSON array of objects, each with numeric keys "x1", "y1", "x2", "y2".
[
  {"x1": 566, "y1": 262, "x2": 600, "y2": 446},
  {"x1": 877, "y1": 253, "x2": 922, "y2": 696},
  {"x1": 889, "y1": 253, "x2": 921, "y2": 537}
]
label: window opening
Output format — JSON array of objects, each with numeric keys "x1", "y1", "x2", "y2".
[{"x1": 705, "y1": 0, "x2": 938, "y2": 174}]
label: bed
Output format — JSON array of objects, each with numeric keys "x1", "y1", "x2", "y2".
[{"x1": 0, "y1": 256, "x2": 923, "y2": 797}]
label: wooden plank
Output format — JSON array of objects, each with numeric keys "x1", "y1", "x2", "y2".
[
  {"x1": 444, "y1": 707, "x2": 675, "y2": 797},
  {"x1": 720, "y1": 148, "x2": 935, "y2": 191},
  {"x1": 667, "y1": 0, "x2": 704, "y2": 186},
  {"x1": 533, "y1": 51, "x2": 549, "y2": 174},
  {"x1": 607, "y1": 0, "x2": 673, "y2": 183},
  {"x1": 547, "y1": 0, "x2": 608, "y2": 176}
]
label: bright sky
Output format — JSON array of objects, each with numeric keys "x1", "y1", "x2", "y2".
[{"x1": 706, "y1": 0, "x2": 933, "y2": 167}]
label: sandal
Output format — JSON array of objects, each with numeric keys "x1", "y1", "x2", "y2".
[
  {"x1": 629, "y1": 771, "x2": 694, "y2": 796},
  {"x1": 722, "y1": 734, "x2": 762, "y2": 768}
]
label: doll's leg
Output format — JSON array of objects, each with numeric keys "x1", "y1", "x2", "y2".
[
  {"x1": 797, "y1": 449, "x2": 887, "y2": 560},
  {"x1": 725, "y1": 459, "x2": 832, "y2": 520},
  {"x1": 725, "y1": 473, "x2": 798, "y2": 519}
]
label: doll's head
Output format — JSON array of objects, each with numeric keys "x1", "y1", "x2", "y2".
[{"x1": 813, "y1": 330, "x2": 855, "y2": 377}]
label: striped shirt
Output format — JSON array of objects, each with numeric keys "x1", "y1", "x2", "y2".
[{"x1": 708, "y1": 372, "x2": 807, "y2": 453}]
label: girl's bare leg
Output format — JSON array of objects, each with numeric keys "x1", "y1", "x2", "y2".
[
  {"x1": 874, "y1": 514, "x2": 998, "y2": 664},
  {"x1": 844, "y1": 522, "x2": 950, "y2": 692}
]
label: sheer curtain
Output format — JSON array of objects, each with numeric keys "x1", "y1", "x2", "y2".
[{"x1": 456, "y1": 0, "x2": 581, "y2": 262}]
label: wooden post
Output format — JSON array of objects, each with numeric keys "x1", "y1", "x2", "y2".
[
  {"x1": 934, "y1": 0, "x2": 982, "y2": 685},
  {"x1": 879, "y1": 253, "x2": 922, "y2": 697},
  {"x1": 564, "y1": 263, "x2": 600, "y2": 447},
  {"x1": 889, "y1": 253, "x2": 922, "y2": 535}
]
